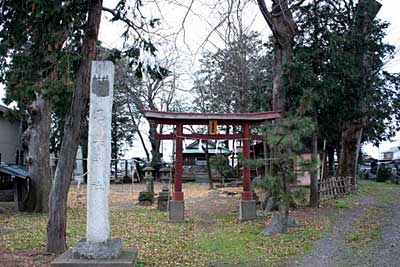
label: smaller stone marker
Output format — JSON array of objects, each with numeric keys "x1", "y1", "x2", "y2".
[
  {"x1": 138, "y1": 166, "x2": 155, "y2": 206},
  {"x1": 74, "y1": 146, "x2": 84, "y2": 182},
  {"x1": 157, "y1": 167, "x2": 171, "y2": 211}
]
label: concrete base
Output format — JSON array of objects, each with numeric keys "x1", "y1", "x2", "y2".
[
  {"x1": 51, "y1": 249, "x2": 137, "y2": 267},
  {"x1": 169, "y1": 200, "x2": 184, "y2": 222},
  {"x1": 239, "y1": 200, "x2": 257, "y2": 221}
]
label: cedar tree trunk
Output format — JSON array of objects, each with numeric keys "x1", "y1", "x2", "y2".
[
  {"x1": 24, "y1": 94, "x2": 52, "y2": 212},
  {"x1": 338, "y1": 120, "x2": 365, "y2": 180},
  {"x1": 338, "y1": 0, "x2": 381, "y2": 186},
  {"x1": 46, "y1": 0, "x2": 103, "y2": 254},
  {"x1": 258, "y1": 0, "x2": 298, "y2": 234},
  {"x1": 149, "y1": 122, "x2": 161, "y2": 168}
]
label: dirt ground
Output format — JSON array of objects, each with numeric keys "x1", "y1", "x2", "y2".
[{"x1": 0, "y1": 182, "x2": 244, "y2": 267}]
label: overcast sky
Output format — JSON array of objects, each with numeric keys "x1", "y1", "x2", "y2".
[
  {"x1": 100, "y1": 0, "x2": 400, "y2": 159},
  {"x1": 1, "y1": 0, "x2": 399, "y2": 158}
]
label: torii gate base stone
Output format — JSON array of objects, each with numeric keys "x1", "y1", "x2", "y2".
[{"x1": 51, "y1": 61, "x2": 137, "y2": 267}]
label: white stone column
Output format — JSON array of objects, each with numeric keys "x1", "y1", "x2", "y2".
[{"x1": 87, "y1": 61, "x2": 114, "y2": 243}]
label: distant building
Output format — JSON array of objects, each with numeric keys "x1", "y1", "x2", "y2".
[
  {"x1": 251, "y1": 142, "x2": 322, "y2": 186},
  {"x1": 380, "y1": 146, "x2": 400, "y2": 161},
  {"x1": 182, "y1": 140, "x2": 231, "y2": 181},
  {"x1": 0, "y1": 105, "x2": 24, "y2": 167}
]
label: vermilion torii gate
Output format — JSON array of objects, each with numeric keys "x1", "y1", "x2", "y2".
[{"x1": 141, "y1": 110, "x2": 281, "y2": 221}]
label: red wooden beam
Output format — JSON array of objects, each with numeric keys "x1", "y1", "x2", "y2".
[
  {"x1": 156, "y1": 133, "x2": 265, "y2": 141},
  {"x1": 148, "y1": 119, "x2": 266, "y2": 126}
]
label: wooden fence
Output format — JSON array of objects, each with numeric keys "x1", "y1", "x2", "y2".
[{"x1": 318, "y1": 176, "x2": 353, "y2": 205}]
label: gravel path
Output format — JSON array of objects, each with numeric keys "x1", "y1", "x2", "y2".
[
  {"x1": 294, "y1": 195, "x2": 375, "y2": 267},
  {"x1": 293, "y1": 188, "x2": 400, "y2": 267},
  {"x1": 370, "y1": 190, "x2": 400, "y2": 267}
]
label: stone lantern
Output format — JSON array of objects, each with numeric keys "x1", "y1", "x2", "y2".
[
  {"x1": 143, "y1": 166, "x2": 155, "y2": 193},
  {"x1": 160, "y1": 167, "x2": 170, "y2": 192},
  {"x1": 157, "y1": 167, "x2": 171, "y2": 211},
  {"x1": 138, "y1": 166, "x2": 155, "y2": 206}
]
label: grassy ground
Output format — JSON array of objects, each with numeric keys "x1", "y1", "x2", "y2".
[
  {"x1": 0, "y1": 183, "x2": 327, "y2": 267},
  {"x1": 2, "y1": 180, "x2": 397, "y2": 267}
]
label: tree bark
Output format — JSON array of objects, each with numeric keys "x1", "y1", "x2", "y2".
[
  {"x1": 338, "y1": 119, "x2": 366, "y2": 181},
  {"x1": 149, "y1": 122, "x2": 161, "y2": 168},
  {"x1": 258, "y1": 0, "x2": 298, "y2": 233},
  {"x1": 24, "y1": 94, "x2": 52, "y2": 212},
  {"x1": 258, "y1": 0, "x2": 297, "y2": 111},
  {"x1": 338, "y1": 0, "x2": 381, "y2": 186},
  {"x1": 309, "y1": 132, "x2": 319, "y2": 208},
  {"x1": 46, "y1": 0, "x2": 103, "y2": 254}
]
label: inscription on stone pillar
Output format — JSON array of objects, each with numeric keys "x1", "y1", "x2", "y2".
[{"x1": 87, "y1": 61, "x2": 114, "y2": 243}]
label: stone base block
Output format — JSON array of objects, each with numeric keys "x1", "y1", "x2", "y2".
[
  {"x1": 51, "y1": 249, "x2": 137, "y2": 267},
  {"x1": 138, "y1": 191, "x2": 154, "y2": 206},
  {"x1": 72, "y1": 239, "x2": 122, "y2": 260},
  {"x1": 157, "y1": 192, "x2": 170, "y2": 211},
  {"x1": 169, "y1": 200, "x2": 184, "y2": 222},
  {"x1": 239, "y1": 200, "x2": 257, "y2": 221}
]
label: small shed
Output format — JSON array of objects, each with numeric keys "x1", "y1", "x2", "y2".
[{"x1": 0, "y1": 164, "x2": 30, "y2": 211}]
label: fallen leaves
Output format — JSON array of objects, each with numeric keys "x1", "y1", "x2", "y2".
[{"x1": 1, "y1": 182, "x2": 329, "y2": 267}]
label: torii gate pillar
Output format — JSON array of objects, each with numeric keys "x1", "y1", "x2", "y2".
[
  {"x1": 169, "y1": 123, "x2": 184, "y2": 221},
  {"x1": 240, "y1": 123, "x2": 257, "y2": 220}
]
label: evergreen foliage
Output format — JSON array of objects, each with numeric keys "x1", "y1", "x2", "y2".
[
  {"x1": 376, "y1": 164, "x2": 392, "y2": 183},
  {"x1": 288, "y1": 0, "x2": 400, "y2": 147},
  {"x1": 0, "y1": 0, "x2": 87, "y2": 153},
  {"x1": 257, "y1": 115, "x2": 314, "y2": 211}
]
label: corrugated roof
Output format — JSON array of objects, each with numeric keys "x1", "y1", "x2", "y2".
[
  {"x1": 382, "y1": 146, "x2": 400, "y2": 153},
  {"x1": 0, "y1": 164, "x2": 29, "y2": 179},
  {"x1": 0, "y1": 104, "x2": 9, "y2": 113}
]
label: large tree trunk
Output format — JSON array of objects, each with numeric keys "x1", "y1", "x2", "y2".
[
  {"x1": 258, "y1": 0, "x2": 298, "y2": 234},
  {"x1": 46, "y1": 0, "x2": 103, "y2": 254},
  {"x1": 258, "y1": 0, "x2": 297, "y2": 111},
  {"x1": 338, "y1": 119, "x2": 365, "y2": 182},
  {"x1": 24, "y1": 94, "x2": 52, "y2": 212},
  {"x1": 338, "y1": 0, "x2": 381, "y2": 186},
  {"x1": 149, "y1": 122, "x2": 161, "y2": 168},
  {"x1": 271, "y1": 43, "x2": 293, "y2": 110}
]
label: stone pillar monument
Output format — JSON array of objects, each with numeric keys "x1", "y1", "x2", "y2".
[
  {"x1": 72, "y1": 61, "x2": 121, "y2": 257},
  {"x1": 86, "y1": 61, "x2": 114, "y2": 242},
  {"x1": 51, "y1": 61, "x2": 137, "y2": 266}
]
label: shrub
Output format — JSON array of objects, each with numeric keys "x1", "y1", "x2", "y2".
[{"x1": 376, "y1": 164, "x2": 392, "y2": 183}]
